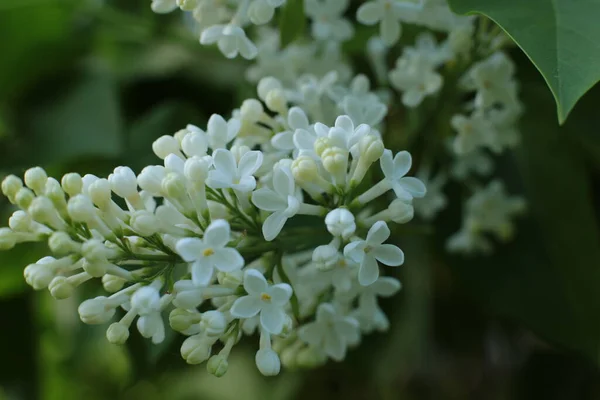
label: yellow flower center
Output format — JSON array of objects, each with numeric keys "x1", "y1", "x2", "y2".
[
  {"x1": 364, "y1": 245, "x2": 373, "y2": 254},
  {"x1": 203, "y1": 248, "x2": 215, "y2": 257},
  {"x1": 260, "y1": 293, "x2": 272, "y2": 302}
]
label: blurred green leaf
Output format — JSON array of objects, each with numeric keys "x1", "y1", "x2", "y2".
[
  {"x1": 279, "y1": 0, "x2": 305, "y2": 48},
  {"x1": 448, "y1": 0, "x2": 600, "y2": 124},
  {"x1": 23, "y1": 69, "x2": 124, "y2": 165}
]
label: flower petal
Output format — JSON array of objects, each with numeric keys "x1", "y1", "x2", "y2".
[
  {"x1": 212, "y1": 149, "x2": 237, "y2": 178},
  {"x1": 238, "y1": 36, "x2": 258, "y2": 60},
  {"x1": 399, "y1": 177, "x2": 427, "y2": 198},
  {"x1": 175, "y1": 238, "x2": 202, "y2": 262},
  {"x1": 373, "y1": 244, "x2": 404, "y2": 266},
  {"x1": 392, "y1": 151, "x2": 412, "y2": 178},
  {"x1": 379, "y1": 149, "x2": 394, "y2": 178},
  {"x1": 370, "y1": 277, "x2": 402, "y2": 296},
  {"x1": 231, "y1": 295, "x2": 261, "y2": 318},
  {"x1": 191, "y1": 259, "x2": 214, "y2": 286},
  {"x1": 272, "y1": 167, "x2": 294, "y2": 197},
  {"x1": 293, "y1": 128, "x2": 316, "y2": 150},
  {"x1": 271, "y1": 131, "x2": 295, "y2": 150},
  {"x1": 366, "y1": 221, "x2": 390, "y2": 245},
  {"x1": 288, "y1": 107, "x2": 309, "y2": 130},
  {"x1": 213, "y1": 247, "x2": 244, "y2": 272},
  {"x1": 252, "y1": 188, "x2": 286, "y2": 211},
  {"x1": 324, "y1": 328, "x2": 346, "y2": 361},
  {"x1": 243, "y1": 269, "x2": 268, "y2": 295},
  {"x1": 380, "y1": 13, "x2": 401, "y2": 46},
  {"x1": 199, "y1": 25, "x2": 224, "y2": 44},
  {"x1": 298, "y1": 323, "x2": 322, "y2": 346},
  {"x1": 262, "y1": 211, "x2": 288, "y2": 241},
  {"x1": 356, "y1": 2, "x2": 382, "y2": 25},
  {"x1": 226, "y1": 118, "x2": 241, "y2": 142},
  {"x1": 238, "y1": 150, "x2": 263, "y2": 177},
  {"x1": 358, "y1": 255, "x2": 379, "y2": 286},
  {"x1": 206, "y1": 169, "x2": 233, "y2": 189},
  {"x1": 204, "y1": 219, "x2": 230, "y2": 248},
  {"x1": 269, "y1": 283, "x2": 293, "y2": 306},
  {"x1": 260, "y1": 304, "x2": 285, "y2": 334},
  {"x1": 343, "y1": 240, "x2": 366, "y2": 263},
  {"x1": 334, "y1": 115, "x2": 354, "y2": 132}
]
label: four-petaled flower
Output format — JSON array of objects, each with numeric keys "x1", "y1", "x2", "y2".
[
  {"x1": 344, "y1": 221, "x2": 404, "y2": 286},
  {"x1": 207, "y1": 149, "x2": 263, "y2": 192},
  {"x1": 380, "y1": 150, "x2": 427, "y2": 200},
  {"x1": 231, "y1": 269, "x2": 293, "y2": 334},
  {"x1": 176, "y1": 220, "x2": 244, "y2": 286}
]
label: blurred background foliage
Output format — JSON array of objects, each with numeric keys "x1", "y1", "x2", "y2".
[{"x1": 1, "y1": 0, "x2": 600, "y2": 399}]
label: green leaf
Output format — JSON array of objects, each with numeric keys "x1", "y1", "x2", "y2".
[
  {"x1": 279, "y1": 0, "x2": 305, "y2": 48},
  {"x1": 448, "y1": 0, "x2": 600, "y2": 124},
  {"x1": 22, "y1": 69, "x2": 124, "y2": 165}
]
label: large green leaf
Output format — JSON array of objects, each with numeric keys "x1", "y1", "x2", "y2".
[
  {"x1": 279, "y1": 0, "x2": 305, "y2": 48},
  {"x1": 448, "y1": 0, "x2": 600, "y2": 124}
]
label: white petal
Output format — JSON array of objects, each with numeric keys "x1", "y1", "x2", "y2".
[
  {"x1": 200, "y1": 25, "x2": 224, "y2": 45},
  {"x1": 191, "y1": 259, "x2": 214, "y2": 286},
  {"x1": 231, "y1": 295, "x2": 262, "y2": 318},
  {"x1": 176, "y1": 238, "x2": 202, "y2": 262},
  {"x1": 380, "y1": 13, "x2": 401, "y2": 46},
  {"x1": 358, "y1": 255, "x2": 379, "y2": 286},
  {"x1": 334, "y1": 115, "x2": 354, "y2": 133},
  {"x1": 343, "y1": 240, "x2": 366, "y2": 263},
  {"x1": 204, "y1": 219, "x2": 230, "y2": 248},
  {"x1": 243, "y1": 269, "x2": 268, "y2": 295},
  {"x1": 213, "y1": 248, "x2": 244, "y2": 272},
  {"x1": 239, "y1": 36, "x2": 258, "y2": 60},
  {"x1": 271, "y1": 131, "x2": 295, "y2": 150},
  {"x1": 379, "y1": 149, "x2": 394, "y2": 178},
  {"x1": 316, "y1": 303, "x2": 336, "y2": 322},
  {"x1": 226, "y1": 118, "x2": 241, "y2": 142},
  {"x1": 232, "y1": 175, "x2": 257, "y2": 192},
  {"x1": 218, "y1": 36, "x2": 238, "y2": 58},
  {"x1": 392, "y1": 151, "x2": 412, "y2": 178},
  {"x1": 373, "y1": 244, "x2": 404, "y2": 266},
  {"x1": 324, "y1": 329, "x2": 345, "y2": 361},
  {"x1": 252, "y1": 188, "x2": 286, "y2": 211},
  {"x1": 371, "y1": 277, "x2": 402, "y2": 296},
  {"x1": 288, "y1": 107, "x2": 308, "y2": 130},
  {"x1": 356, "y1": 2, "x2": 382, "y2": 25},
  {"x1": 298, "y1": 323, "x2": 322, "y2": 346},
  {"x1": 293, "y1": 128, "x2": 315, "y2": 150},
  {"x1": 206, "y1": 170, "x2": 233, "y2": 189},
  {"x1": 366, "y1": 221, "x2": 390, "y2": 245},
  {"x1": 313, "y1": 122, "x2": 329, "y2": 137},
  {"x1": 212, "y1": 149, "x2": 237, "y2": 178},
  {"x1": 208, "y1": 114, "x2": 228, "y2": 137},
  {"x1": 272, "y1": 167, "x2": 294, "y2": 197},
  {"x1": 238, "y1": 151, "x2": 263, "y2": 177},
  {"x1": 269, "y1": 283, "x2": 292, "y2": 306},
  {"x1": 399, "y1": 177, "x2": 427, "y2": 198},
  {"x1": 402, "y1": 90, "x2": 425, "y2": 108},
  {"x1": 260, "y1": 305, "x2": 285, "y2": 334},
  {"x1": 262, "y1": 211, "x2": 288, "y2": 241}
]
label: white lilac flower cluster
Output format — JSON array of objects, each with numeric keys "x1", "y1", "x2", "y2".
[{"x1": 0, "y1": 72, "x2": 425, "y2": 375}]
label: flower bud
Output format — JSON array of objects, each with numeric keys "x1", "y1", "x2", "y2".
[
  {"x1": 359, "y1": 135, "x2": 384, "y2": 163},
  {"x1": 181, "y1": 334, "x2": 213, "y2": 364},
  {"x1": 78, "y1": 296, "x2": 115, "y2": 324},
  {"x1": 24, "y1": 257, "x2": 57, "y2": 289},
  {"x1": 265, "y1": 89, "x2": 287, "y2": 114},
  {"x1": 88, "y1": 179, "x2": 112, "y2": 209},
  {"x1": 184, "y1": 157, "x2": 210, "y2": 184},
  {"x1": 257, "y1": 77, "x2": 282, "y2": 101},
  {"x1": 240, "y1": 99, "x2": 264, "y2": 122},
  {"x1": 45, "y1": 178, "x2": 67, "y2": 211},
  {"x1": 248, "y1": 0, "x2": 275, "y2": 25},
  {"x1": 255, "y1": 349, "x2": 281, "y2": 376},
  {"x1": 0, "y1": 228, "x2": 17, "y2": 250},
  {"x1": 109, "y1": 167, "x2": 138, "y2": 199},
  {"x1": 169, "y1": 308, "x2": 200, "y2": 332},
  {"x1": 61, "y1": 173, "x2": 83, "y2": 196},
  {"x1": 15, "y1": 188, "x2": 35, "y2": 210},
  {"x1": 24, "y1": 167, "x2": 48, "y2": 195},
  {"x1": 67, "y1": 195, "x2": 96, "y2": 223},
  {"x1": 28, "y1": 196, "x2": 62, "y2": 229},
  {"x1": 162, "y1": 173, "x2": 187, "y2": 199},
  {"x1": 217, "y1": 270, "x2": 243, "y2": 288},
  {"x1": 312, "y1": 244, "x2": 339, "y2": 271},
  {"x1": 102, "y1": 274, "x2": 126, "y2": 292},
  {"x1": 130, "y1": 210, "x2": 159, "y2": 237},
  {"x1": 291, "y1": 156, "x2": 318, "y2": 183},
  {"x1": 107, "y1": 322, "x2": 130, "y2": 344},
  {"x1": 389, "y1": 198, "x2": 414, "y2": 224},
  {"x1": 48, "y1": 232, "x2": 80, "y2": 255},
  {"x1": 137, "y1": 166, "x2": 165, "y2": 195},
  {"x1": 182, "y1": 133, "x2": 208, "y2": 158},
  {"x1": 82, "y1": 259, "x2": 108, "y2": 278},
  {"x1": 177, "y1": 0, "x2": 198, "y2": 11},
  {"x1": 152, "y1": 135, "x2": 181, "y2": 160},
  {"x1": 325, "y1": 208, "x2": 356, "y2": 239},
  {"x1": 49, "y1": 276, "x2": 74, "y2": 299},
  {"x1": 200, "y1": 310, "x2": 227, "y2": 337},
  {"x1": 313, "y1": 137, "x2": 331, "y2": 157},
  {"x1": 132, "y1": 286, "x2": 161, "y2": 315},
  {"x1": 296, "y1": 347, "x2": 326, "y2": 368},
  {"x1": 1, "y1": 175, "x2": 23, "y2": 201},
  {"x1": 322, "y1": 147, "x2": 348, "y2": 176},
  {"x1": 82, "y1": 239, "x2": 109, "y2": 263},
  {"x1": 9, "y1": 211, "x2": 33, "y2": 232}
]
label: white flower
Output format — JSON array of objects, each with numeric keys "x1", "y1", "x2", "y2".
[
  {"x1": 151, "y1": 0, "x2": 177, "y2": 13},
  {"x1": 464, "y1": 52, "x2": 517, "y2": 109},
  {"x1": 380, "y1": 150, "x2": 426, "y2": 199},
  {"x1": 255, "y1": 348, "x2": 281, "y2": 376},
  {"x1": 451, "y1": 113, "x2": 498, "y2": 155},
  {"x1": 230, "y1": 269, "x2": 292, "y2": 334},
  {"x1": 343, "y1": 221, "x2": 404, "y2": 286},
  {"x1": 131, "y1": 285, "x2": 166, "y2": 344},
  {"x1": 357, "y1": 0, "x2": 421, "y2": 46},
  {"x1": 325, "y1": 208, "x2": 356, "y2": 239},
  {"x1": 305, "y1": 0, "x2": 353, "y2": 42},
  {"x1": 252, "y1": 167, "x2": 300, "y2": 241},
  {"x1": 200, "y1": 24, "x2": 258, "y2": 60},
  {"x1": 298, "y1": 303, "x2": 360, "y2": 361},
  {"x1": 205, "y1": 114, "x2": 241, "y2": 150},
  {"x1": 206, "y1": 149, "x2": 263, "y2": 192},
  {"x1": 176, "y1": 220, "x2": 244, "y2": 286},
  {"x1": 271, "y1": 107, "x2": 312, "y2": 151},
  {"x1": 389, "y1": 52, "x2": 443, "y2": 107}
]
